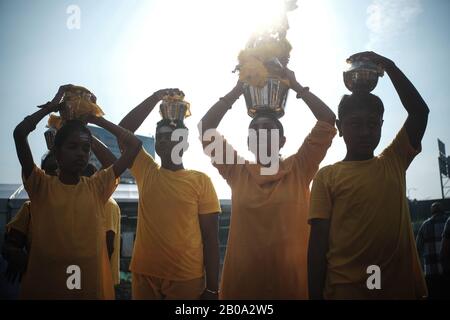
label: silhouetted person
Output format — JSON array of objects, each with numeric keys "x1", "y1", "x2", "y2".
[{"x1": 416, "y1": 202, "x2": 450, "y2": 299}]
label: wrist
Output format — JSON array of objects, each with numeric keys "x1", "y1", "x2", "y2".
[
  {"x1": 383, "y1": 60, "x2": 396, "y2": 73},
  {"x1": 149, "y1": 93, "x2": 162, "y2": 103},
  {"x1": 205, "y1": 287, "x2": 219, "y2": 294},
  {"x1": 225, "y1": 90, "x2": 240, "y2": 103},
  {"x1": 230, "y1": 85, "x2": 243, "y2": 99},
  {"x1": 291, "y1": 81, "x2": 303, "y2": 92},
  {"x1": 295, "y1": 86, "x2": 310, "y2": 99}
]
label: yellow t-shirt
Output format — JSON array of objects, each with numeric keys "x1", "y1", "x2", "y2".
[
  {"x1": 309, "y1": 127, "x2": 427, "y2": 299},
  {"x1": 104, "y1": 198, "x2": 121, "y2": 285},
  {"x1": 207, "y1": 121, "x2": 336, "y2": 299},
  {"x1": 21, "y1": 165, "x2": 118, "y2": 300},
  {"x1": 6, "y1": 201, "x2": 32, "y2": 250},
  {"x1": 129, "y1": 148, "x2": 221, "y2": 281}
]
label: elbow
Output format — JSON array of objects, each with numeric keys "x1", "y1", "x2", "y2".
[
  {"x1": 129, "y1": 139, "x2": 142, "y2": 154},
  {"x1": 135, "y1": 139, "x2": 143, "y2": 149},
  {"x1": 13, "y1": 125, "x2": 26, "y2": 141}
]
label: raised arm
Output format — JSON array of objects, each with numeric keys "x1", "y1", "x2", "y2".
[
  {"x1": 284, "y1": 69, "x2": 336, "y2": 126},
  {"x1": 348, "y1": 52, "x2": 429, "y2": 149},
  {"x1": 119, "y1": 88, "x2": 182, "y2": 133},
  {"x1": 91, "y1": 136, "x2": 117, "y2": 169},
  {"x1": 13, "y1": 85, "x2": 69, "y2": 179},
  {"x1": 87, "y1": 116, "x2": 142, "y2": 178},
  {"x1": 199, "y1": 81, "x2": 244, "y2": 138}
]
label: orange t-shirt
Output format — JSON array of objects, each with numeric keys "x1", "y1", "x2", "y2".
[
  {"x1": 309, "y1": 127, "x2": 427, "y2": 299},
  {"x1": 206, "y1": 121, "x2": 336, "y2": 299},
  {"x1": 129, "y1": 148, "x2": 221, "y2": 281},
  {"x1": 21, "y1": 165, "x2": 118, "y2": 299}
]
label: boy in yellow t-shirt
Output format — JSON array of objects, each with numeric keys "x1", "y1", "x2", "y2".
[
  {"x1": 12, "y1": 85, "x2": 142, "y2": 299},
  {"x1": 119, "y1": 89, "x2": 221, "y2": 300},
  {"x1": 308, "y1": 52, "x2": 429, "y2": 300},
  {"x1": 3, "y1": 142, "x2": 121, "y2": 288},
  {"x1": 199, "y1": 68, "x2": 336, "y2": 299}
]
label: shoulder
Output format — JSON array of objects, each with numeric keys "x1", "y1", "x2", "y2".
[
  {"x1": 316, "y1": 164, "x2": 338, "y2": 177},
  {"x1": 420, "y1": 218, "x2": 432, "y2": 229},
  {"x1": 185, "y1": 170, "x2": 213, "y2": 183}
]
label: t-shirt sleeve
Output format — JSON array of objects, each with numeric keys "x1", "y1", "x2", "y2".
[
  {"x1": 22, "y1": 165, "x2": 48, "y2": 201},
  {"x1": 198, "y1": 174, "x2": 221, "y2": 215},
  {"x1": 294, "y1": 121, "x2": 337, "y2": 184},
  {"x1": 202, "y1": 130, "x2": 245, "y2": 186},
  {"x1": 6, "y1": 201, "x2": 31, "y2": 235},
  {"x1": 130, "y1": 147, "x2": 159, "y2": 185},
  {"x1": 90, "y1": 166, "x2": 119, "y2": 204},
  {"x1": 308, "y1": 167, "x2": 333, "y2": 222},
  {"x1": 443, "y1": 218, "x2": 450, "y2": 240},
  {"x1": 380, "y1": 126, "x2": 421, "y2": 171}
]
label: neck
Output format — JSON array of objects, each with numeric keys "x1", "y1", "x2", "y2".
[
  {"x1": 58, "y1": 170, "x2": 80, "y2": 185},
  {"x1": 343, "y1": 151, "x2": 375, "y2": 162},
  {"x1": 161, "y1": 159, "x2": 184, "y2": 171}
]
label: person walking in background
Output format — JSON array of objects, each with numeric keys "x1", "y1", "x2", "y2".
[{"x1": 417, "y1": 202, "x2": 450, "y2": 299}]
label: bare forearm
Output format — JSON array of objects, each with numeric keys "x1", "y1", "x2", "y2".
[
  {"x1": 92, "y1": 136, "x2": 116, "y2": 169},
  {"x1": 308, "y1": 220, "x2": 330, "y2": 300},
  {"x1": 91, "y1": 117, "x2": 142, "y2": 177},
  {"x1": 386, "y1": 63, "x2": 429, "y2": 116},
  {"x1": 14, "y1": 106, "x2": 56, "y2": 178},
  {"x1": 203, "y1": 238, "x2": 220, "y2": 291},
  {"x1": 200, "y1": 85, "x2": 242, "y2": 134},
  {"x1": 291, "y1": 83, "x2": 336, "y2": 125},
  {"x1": 119, "y1": 95, "x2": 159, "y2": 133},
  {"x1": 308, "y1": 245, "x2": 327, "y2": 299},
  {"x1": 14, "y1": 107, "x2": 54, "y2": 139}
]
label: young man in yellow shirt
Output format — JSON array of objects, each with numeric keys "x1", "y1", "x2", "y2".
[
  {"x1": 308, "y1": 51, "x2": 429, "y2": 300},
  {"x1": 12, "y1": 85, "x2": 142, "y2": 299},
  {"x1": 119, "y1": 89, "x2": 221, "y2": 300},
  {"x1": 199, "y1": 68, "x2": 336, "y2": 299},
  {"x1": 3, "y1": 137, "x2": 121, "y2": 289}
]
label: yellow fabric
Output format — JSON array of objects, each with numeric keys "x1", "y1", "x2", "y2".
[
  {"x1": 161, "y1": 95, "x2": 191, "y2": 118},
  {"x1": 309, "y1": 127, "x2": 428, "y2": 299},
  {"x1": 47, "y1": 114, "x2": 63, "y2": 130},
  {"x1": 20, "y1": 165, "x2": 118, "y2": 299},
  {"x1": 6, "y1": 201, "x2": 31, "y2": 237},
  {"x1": 61, "y1": 86, "x2": 104, "y2": 121},
  {"x1": 132, "y1": 273, "x2": 205, "y2": 300},
  {"x1": 238, "y1": 38, "x2": 292, "y2": 87},
  {"x1": 129, "y1": 148, "x2": 221, "y2": 281},
  {"x1": 104, "y1": 198, "x2": 121, "y2": 285},
  {"x1": 207, "y1": 121, "x2": 336, "y2": 299}
]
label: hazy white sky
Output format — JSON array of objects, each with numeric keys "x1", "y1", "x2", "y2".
[{"x1": 1, "y1": 0, "x2": 449, "y2": 200}]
